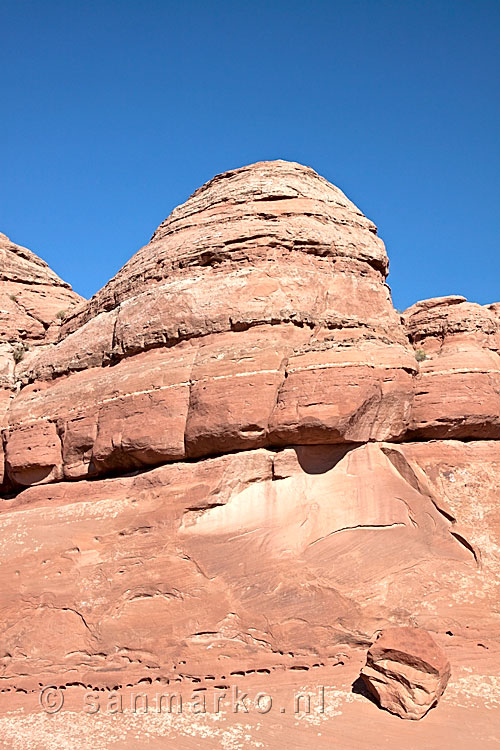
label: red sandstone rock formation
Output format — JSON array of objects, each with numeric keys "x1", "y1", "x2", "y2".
[
  {"x1": 360, "y1": 627, "x2": 451, "y2": 719},
  {"x1": 1, "y1": 162, "x2": 499, "y2": 745},
  {"x1": 403, "y1": 296, "x2": 500, "y2": 438},
  {"x1": 0, "y1": 233, "x2": 83, "y2": 489},
  {"x1": 2, "y1": 162, "x2": 415, "y2": 489},
  {"x1": 0, "y1": 232, "x2": 83, "y2": 345}
]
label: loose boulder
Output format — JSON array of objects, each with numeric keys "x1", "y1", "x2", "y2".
[{"x1": 360, "y1": 627, "x2": 451, "y2": 720}]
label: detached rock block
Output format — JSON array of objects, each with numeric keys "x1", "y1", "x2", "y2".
[{"x1": 360, "y1": 627, "x2": 451, "y2": 720}]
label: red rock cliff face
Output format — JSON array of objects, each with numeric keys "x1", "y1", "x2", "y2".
[{"x1": 1, "y1": 161, "x2": 499, "y2": 695}]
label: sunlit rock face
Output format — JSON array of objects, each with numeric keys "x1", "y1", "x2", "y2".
[
  {"x1": 2, "y1": 161, "x2": 415, "y2": 487},
  {"x1": 0, "y1": 231, "x2": 83, "y2": 345},
  {"x1": 403, "y1": 296, "x2": 500, "y2": 439},
  {"x1": 360, "y1": 627, "x2": 451, "y2": 720},
  {"x1": 0, "y1": 162, "x2": 499, "y2": 708},
  {"x1": 0, "y1": 232, "x2": 83, "y2": 488}
]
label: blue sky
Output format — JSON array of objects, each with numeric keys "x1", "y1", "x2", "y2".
[{"x1": 1, "y1": 0, "x2": 499, "y2": 309}]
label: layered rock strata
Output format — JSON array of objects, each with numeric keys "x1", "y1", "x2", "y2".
[
  {"x1": 0, "y1": 233, "x2": 83, "y2": 487},
  {"x1": 2, "y1": 162, "x2": 415, "y2": 490},
  {"x1": 403, "y1": 296, "x2": 500, "y2": 438},
  {"x1": 1, "y1": 161, "x2": 499, "y2": 702}
]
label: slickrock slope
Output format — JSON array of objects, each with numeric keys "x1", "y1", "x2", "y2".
[{"x1": 1, "y1": 162, "x2": 499, "y2": 748}]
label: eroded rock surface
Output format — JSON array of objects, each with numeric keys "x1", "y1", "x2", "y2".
[
  {"x1": 0, "y1": 162, "x2": 499, "y2": 736},
  {"x1": 2, "y1": 438, "x2": 499, "y2": 695}
]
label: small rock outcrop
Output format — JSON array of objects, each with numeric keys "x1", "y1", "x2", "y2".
[
  {"x1": 360, "y1": 627, "x2": 451, "y2": 719},
  {"x1": 0, "y1": 232, "x2": 83, "y2": 344},
  {"x1": 403, "y1": 296, "x2": 500, "y2": 439}
]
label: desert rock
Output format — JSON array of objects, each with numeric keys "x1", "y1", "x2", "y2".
[
  {"x1": 403, "y1": 296, "x2": 500, "y2": 439},
  {"x1": 360, "y1": 627, "x2": 451, "y2": 720},
  {"x1": 2, "y1": 162, "x2": 416, "y2": 490},
  {"x1": 0, "y1": 232, "x2": 83, "y2": 346},
  {"x1": 0, "y1": 162, "x2": 499, "y2": 741}
]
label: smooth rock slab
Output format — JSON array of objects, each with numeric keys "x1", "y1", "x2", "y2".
[{"x1": 360, "y1": 627, "x2": 451, "y2": 720}]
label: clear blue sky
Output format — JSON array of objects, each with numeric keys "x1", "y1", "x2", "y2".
[{"x1": 1, "y1": 0, "x2": 498, "y2": 309}]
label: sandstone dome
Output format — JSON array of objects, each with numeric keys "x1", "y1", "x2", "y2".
[
  {"x1": 0, "y1": 162, "x2": 499, "y2": 744},
  {"x1": 66, "y1": 160, "x2": 390, "y2": 331},
  {"x1": 5, "y1": 161, "x2": 416, "y2": 485}
]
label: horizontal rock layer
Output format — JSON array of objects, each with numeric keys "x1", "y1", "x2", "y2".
[{"x1": 4, "y1": 332, "x2": 418, "y2": 486}]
